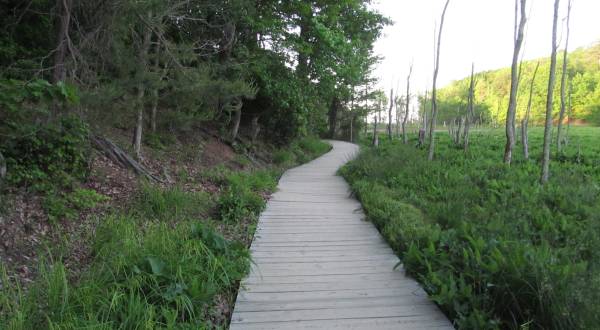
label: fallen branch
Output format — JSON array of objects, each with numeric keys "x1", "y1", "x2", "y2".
[{"x1": 91, "y1": 135, "x2": 165, "y2": 183}]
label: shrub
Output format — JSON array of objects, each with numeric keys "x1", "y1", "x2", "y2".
[
  {"x1": 217, "y1": 170, "x2": 276, "y2": 223},
  {"x1": 44, "y1": 188, "x2": 107, "y2": 223},
  {"x1": 1, "y1": 115, "x2": 90, "y2": 189}
]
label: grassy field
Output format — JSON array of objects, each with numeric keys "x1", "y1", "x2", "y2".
[
  {"x1": 0, "y1": 137, "x2": 331, "y2": 329},
  {"x1": 341, "y1": 127, "x2": 600, "y2": 329}
]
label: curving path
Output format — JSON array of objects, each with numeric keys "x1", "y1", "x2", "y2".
[{"x1": 230, "y1": 141, "x2": 453, "y2": 329}]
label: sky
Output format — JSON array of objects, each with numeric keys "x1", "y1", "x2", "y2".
[{"x1": 372, "y1": 0, "x2": 600, "y2": 100}]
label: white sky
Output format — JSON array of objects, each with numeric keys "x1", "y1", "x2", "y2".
[{"x1": 373, "y1": 0, "x2": 600, "y2": 96}]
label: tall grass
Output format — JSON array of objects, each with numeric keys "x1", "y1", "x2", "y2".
[
  {"x1": 342, "y1": 127, "x2": 600, "y2": 329},
  {"x1": 0, "y1": 135, "x2": 332, "y2": 328}
]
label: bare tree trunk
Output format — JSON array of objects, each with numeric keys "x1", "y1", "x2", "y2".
[
  {"x1": 52, "y1": 0, "x2": 72, "y2": 83},
  {"x1": 387, "y1": 88, "x2": 394, "y2": 140},
  {"x1": 403, "y1": 64, "x2": 413, "y2": 144},
  {"x1": 522, "y1": 61, "x2": 540, "y2": 160},
  {"x1": 503, "y1": 0, "x2": 527, "y2": 165},
  {"x1": 373, "y1": 100, "x2": 380, "y2": 147},
  {"x1": 464, "y1": 63, "x2": 475, "y2": 151},
  {"x1": 133, "y1": 16, "x2": 153, "y2": 160},
  {"x1": 151, "y1": 88, "x2": 158, "y2": 133},
  {"x1": 428, "y1": 0, "x2": 450, "y2": 161},
  {"x1": 541, "y1": 0, "x2": 560, "y2": 184},
  {"x1": 230, "y1": 97, "x2": 243, "y2": 141},
  {"x1": 250, "y1": 115, "x2": 260, "y2": 142},
  {"x1": 456, "y1": 117, "x2": 463, "y2": 144},
  {"x1": 395, "y1": 98, "x2": 400, "y2": 137},
  {"x1": 557, "y1": 0, "x2": 572, "y2": 153},
  {"x1": 364, "y1": 86, "x2": 369, "y2": 137},
  {"x1": 423, "y1": 89, "x2": 429, "y2": 133}
]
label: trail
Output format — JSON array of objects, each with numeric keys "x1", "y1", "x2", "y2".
[{"x1": 230, "y1": 141, "x2": 453, "y2": 329}]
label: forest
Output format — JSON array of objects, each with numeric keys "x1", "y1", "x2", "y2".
[
  {"x1": 432, "y1": 43, "x2": 600, "y2": 127},
  {"x1": 1, "y1": 0, "x2": 600, "y2": 329}
]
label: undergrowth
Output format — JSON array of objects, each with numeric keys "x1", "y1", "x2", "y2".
[
  {"x1": 341, "y1": 127, "x2": 600, "y2": 329},
  {"x1": 0, "y1": 136, "x2": 331, "y2": 329}
]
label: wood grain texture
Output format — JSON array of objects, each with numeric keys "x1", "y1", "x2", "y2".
[{"x1": 230, "y1": 140, "x2": 453, "y2": 329}]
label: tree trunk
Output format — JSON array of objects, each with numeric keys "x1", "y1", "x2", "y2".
[
  {"x1": 395, "y1": 99, "x2": 400, "y2": 137},
  {"x1": 556, "y1": 0, "x2": 572, "y2": 153},
  {"x1": 541, "y1": 0, "x2": 560, "y2": 184},
  {"x1": 427, "y1": 0, "x2": 450, "y2": 161},
  {"x1": 328, "y1": 97, "x2": 339, "y2": 138},
  {"x1": 250, "y1": 115, "x2": 260, "y2": 142},
  {"x1": 230, "y1": 97, "x2": 243, "y2": 141},
  {"x1": 522, "y1": 61, "x2": 540, "y2": 160},
  {"x1": 423, "y1": 89, "x2": 429, "y2": 135},
  {"x1": 464, "y1": 63, "x2": 475, "y2": 151},
  {"x1": 565, "y1": 78, "x2": 572, "y2": 146},
  {"x1": 151, "y1": 88, "x2": 158, "y2": 133},
  {"x1": 52, "y1": 0, "x2": 72, "y2": 83},
  {"x1": 456, "y1": 117, "x2": 463, "y2": 144},
  {"x1": 296, "y1": 12, "x2": 312, "y2": 81},
  {"x1": 373, "y1": 100, "x2": 380, "y2": 146},
  {"x1": 133, "y1": 15, "x2": 153, "y2": 160},
  {"x1": 503, "y1": 0, "x2": 527, "y2": 165},
  {"x1": 403, "y1": 64, "x2": 413, "y2": 144},
  {"x1": 387, "y1": 88, "x2": 394, "y2": 140},
  {"x1": 350, "y1": 90, "x2": 355, "y2": 142},
  {"x1": 350, "y1": 115, "x2": 354, "y2": 143}
]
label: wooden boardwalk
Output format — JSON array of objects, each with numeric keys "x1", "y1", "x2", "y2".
[{"x1": 230, "y1": 141, "x2": 453, "y2": 330}]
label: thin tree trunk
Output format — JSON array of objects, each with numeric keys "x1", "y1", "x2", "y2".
[
  {"x1": 456, "y1": 117, "x2": 463, "y2": 144},
  {"x1": 387, "y1": 88, "x2": 394, "y2": 140},
  {"x1": 503, "y1": 0, "x2": 527, "y2": 165},
  {"x1": 565, "y1": 79, "x2": 572, "y2": 146},
  {"x1": 428, "y1": 0, "x2": 450, "y2": 161},
  {"x1": 52, "y1": 0, "x2": 72, "y2": 83},
  {"x1": 423, "y1": 89, "x2": 429, "y2": 133},
  {"x1": 541, "y1": 0, "x2": 560, "y2": 184},
  {"x1": 133, "y1": 15, "x2": 153, "y2": 160},
  {"x1": 395, "y1": 98, "x2": 400, "y2": 137},
  {"x1": 557, "y1": 0, "x2": 572, "y2": 153},
  {"x1": 151, "y1": 88, "x2": 158, "y2": 133},
  {"x1": 328, "y1": 97, "x2": 339, "y2": 138},
  {"x1": 350, "y1": 91, "x2": 355, "y2": 142},
  {"x1": 373, "y1": 100, "x2": 380, "y2": 146},
  {"x1": 403, "y1": 64, "x2": 413, "y2": 144},
  {"x1": 230, "y1": 97, "x2": 243, "y2": 141},
  {"x1": 250, "y1": 115, "x2": 260, "y2": 142},
  {"x1": 464, "y1": 63, "x2": 475, "y2": 151},
  {"x1": 522, "y1": 61, "x2": 540, "y2": 160},
  {"x1": 364, "y1": 86, "x2": 369, "y2": 137}
]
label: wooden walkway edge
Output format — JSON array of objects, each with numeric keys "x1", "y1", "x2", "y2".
[{"x1": 230, "y1": 140, "x2": 453, "y2": 330}]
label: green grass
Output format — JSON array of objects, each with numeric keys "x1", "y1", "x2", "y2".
[
  {"x1": 0, "y1": 135, "x2": 332, "y2": 329},
  {"x1": 273, "y1": 137, "x2": 332, "y2": 166},
  {"x1": 342, "y1": 127, "x2": 600, "y2": 329}
]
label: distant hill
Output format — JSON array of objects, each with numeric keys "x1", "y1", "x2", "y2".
[{"x1": 429, "y1": 43, "x2": 600, "y2": 126}]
